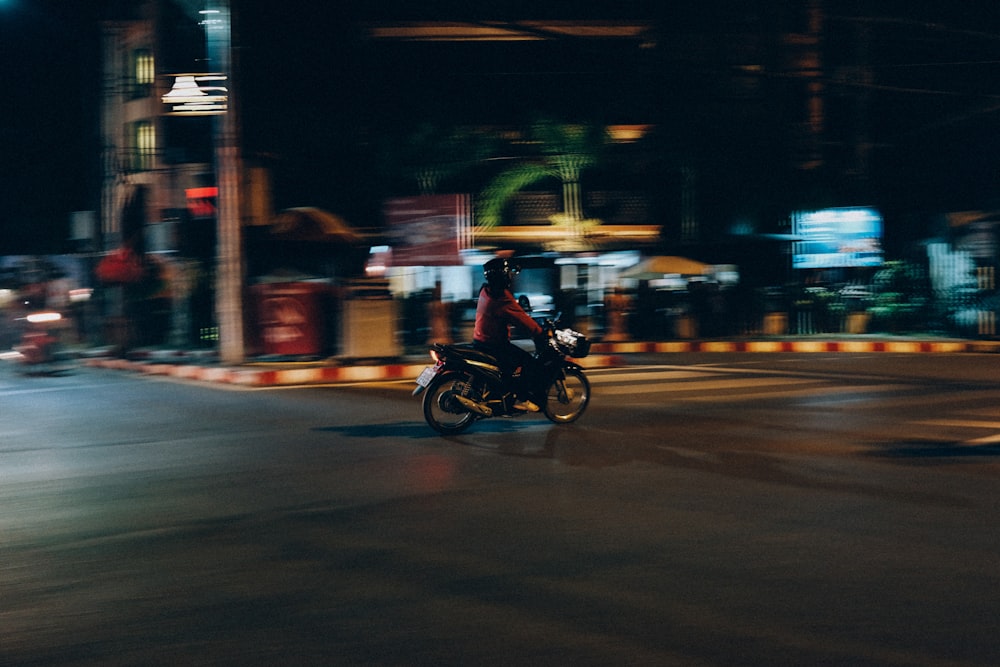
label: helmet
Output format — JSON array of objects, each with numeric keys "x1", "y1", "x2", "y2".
[{"x1": 483, "y1": 257, "x2": 519, "y2": 291}]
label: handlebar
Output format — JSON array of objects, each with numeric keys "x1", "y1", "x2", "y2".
[{"x1": 542, "y1": 311, "x2": 564, "y2": 332}]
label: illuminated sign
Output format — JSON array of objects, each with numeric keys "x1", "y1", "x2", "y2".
[
  {"x1": 792, "y1": 206, "x2": 884, "y2": 269},
  {"x1": 162, "y1": 73, "x2": 228, "y2": 115},
  {"x1": 186, "y1": 186, "x2": 218, "y2": 218},
  {"x1": 384, "y1": 194, "x2": 472, "y2": 266}
]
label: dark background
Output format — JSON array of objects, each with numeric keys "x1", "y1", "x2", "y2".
[{"x1": 1, "y1": 1, "x2": 998, "y2": 254}]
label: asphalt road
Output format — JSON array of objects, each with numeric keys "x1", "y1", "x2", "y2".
[{"x1": 2, "y1": 353, "x2": 999, "y2": 666}]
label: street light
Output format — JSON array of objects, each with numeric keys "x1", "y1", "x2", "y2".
[{"x1": 162, "y1": 73, "x2": 228, "y2": 115}]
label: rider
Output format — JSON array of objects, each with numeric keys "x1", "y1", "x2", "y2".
[{"x1": 473, "y1": 256, "x2": 545, "y2": 412}]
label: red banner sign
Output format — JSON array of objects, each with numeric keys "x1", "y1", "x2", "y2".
[
  {"x1": 383, "y1": 194, "x2": 471, "y2": 266},
  {"x1": 186, "y1": 187, "x2": 218, "y2": 219}
]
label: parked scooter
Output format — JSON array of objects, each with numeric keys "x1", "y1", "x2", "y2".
[{"x1": 12, "y1": 306, "x2": 73, "y2": 374}]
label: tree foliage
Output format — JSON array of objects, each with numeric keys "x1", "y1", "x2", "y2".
[{"x1": 476, "y1": 119, "x2": 609, "y2": 228}]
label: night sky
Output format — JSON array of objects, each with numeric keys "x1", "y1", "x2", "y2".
[
  {"x1": 0, "y1": 0, "x2": 109, "y2": 253},
  {"x1": 1, "y1": 1, "x2": 998, "y2": 255}
]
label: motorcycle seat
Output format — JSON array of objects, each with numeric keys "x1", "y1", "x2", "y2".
[{"x1": 446, "y1": 343, "x2": 499, "y2": 366}]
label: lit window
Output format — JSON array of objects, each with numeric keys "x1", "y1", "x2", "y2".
[
  {"x1": 129, "y1": 120, "x2": 155, "y2": 171},
  {"x1": 129, "y1": 49, "x2": 154, "y2": 99}
]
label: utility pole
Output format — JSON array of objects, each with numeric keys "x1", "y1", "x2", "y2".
[{"x1": 204, "y1": 0, "x2": 245, "y2": 364}]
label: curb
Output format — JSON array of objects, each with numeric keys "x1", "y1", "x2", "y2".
[
  {"x1": 83, "y1": 358, "x2": 430, "y2": 387},
  {"x1": 82, "y1": 353, "x2": 628, "y2": 388},
  {"x1": 590, "y1": 339, "x2": 1000, "y2": 355},
  {"x1": 79, "y1": 338, "x2": 1000, "y2": 388}
]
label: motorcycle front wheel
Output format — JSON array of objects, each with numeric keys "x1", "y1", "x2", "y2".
[
  {"x1": 543, "y1": 367, "x2": 590, "y2": 424},
  {"x1": 422, "y1": 371, "x2": 478, "y2": 435}
]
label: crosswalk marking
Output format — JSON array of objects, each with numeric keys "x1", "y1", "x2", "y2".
[
  {"x1": 598, "y1": 376, "x2": 822, "y2": 395},
  {"x1": 915, "y1": 419, "x2": 1000, "y2": 430},
  {"x1": 964, "y1": 434, "x2": 1000, "y2": 445},
  {"x1": 911, "y1": 418, "x2": 1000, "y2": 446},
  {"x1": 590, "y1": 365, "x2": 914, "y2": 402},
  {"x1": 590, "y1": 369, "x2": 718, "y2": 382},
  {"x1": 592, "y1": 367, "x2": 1000, "y2": 444},
  {"x1": 680, "y1": 383, "x2": 913, "y2": 402}
]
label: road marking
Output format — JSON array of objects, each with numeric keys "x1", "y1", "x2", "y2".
[
  {"x1": 911, "y1": 418, "x2": 1000, "y2": 447},
  {"x1": 598, "y1": 376, "x2": 822, "y2": 395},
  {"x1": 965, "y1": 433, "x2": 1000, "y2": 445},
  {"x1": 680, "y1": 383, "x2": 912, "y2": 402},
  {"x1": 915, "y1": 419, "x2": 1000, "y2": 429},
  {"x1": 590, "y1": 369, "x2": 717, "y2": 383},
  {"x1": 0, "y1": 384, "x2": 107, "y2": 397}
]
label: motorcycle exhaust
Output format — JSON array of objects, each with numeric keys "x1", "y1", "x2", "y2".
[{"x1": 453, "y1": 395, "x2": 493, "y2": 417}]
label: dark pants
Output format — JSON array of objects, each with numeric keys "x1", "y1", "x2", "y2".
[{"x1": 473, "y1": 340, "x2": 538, "y2": 400}]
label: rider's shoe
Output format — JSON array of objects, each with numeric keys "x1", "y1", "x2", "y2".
[{"x1": 513, "y1": 399, "x2": 540, "y2": 413}]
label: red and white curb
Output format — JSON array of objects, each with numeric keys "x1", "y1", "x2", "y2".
[
  {"x1": 83, "y1": 340, "x2": 1000, "y2": 387},
  {"x1": 83, "y1": 353, "x2": 626, "y2": 387},
  {"x1": 84, "y1": 358, "x2": 428, "y2": 387},
  {"x1": 591, "y1": 339, "x2": 1000, "y2": 354}
]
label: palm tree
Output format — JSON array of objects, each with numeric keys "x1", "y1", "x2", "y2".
[
  {"x1": 377, "y1": 123, "x2": 499, "y2": 195},
  {"x1": 477, "y1": 119, "x2": 609, "y2": 229}
]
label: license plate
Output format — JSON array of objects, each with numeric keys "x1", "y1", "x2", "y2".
[{"x1": 415, "y1": 366, "x2": 437, "y2": 387}]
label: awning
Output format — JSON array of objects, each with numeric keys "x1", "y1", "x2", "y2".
[
  {"x1": 619, "y1": 255, "x2": 709, "y2": 280},
  {"x1": 269, "y1": 207, "x2": 362, "y2": 244}
]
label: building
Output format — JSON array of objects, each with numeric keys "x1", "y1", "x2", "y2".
[
  {"x1": 98, "y1": 0, "x2": 273, "y2": 350},
  {"x1": 95, "y1": 1, "x2": 1000, "y2": 348},
  {"x1": 100, "y1": 0, "x2": 212, "y2": 256}
]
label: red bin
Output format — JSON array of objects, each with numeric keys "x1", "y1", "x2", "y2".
[{"x1": 252, "y1": 282, "x2": 327, "y2": 355}]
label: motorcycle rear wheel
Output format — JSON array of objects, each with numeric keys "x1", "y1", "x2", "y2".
[
  {"x1": 422, "y1": 371, "x2": 478, "y2": 435},
  {"x1": 543, "y1": 367, "x2": 590, "y2": 424}
]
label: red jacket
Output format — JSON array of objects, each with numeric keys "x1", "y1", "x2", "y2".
[{"x1": 473, "y1": 286, "x2": 543, "y2": 345}]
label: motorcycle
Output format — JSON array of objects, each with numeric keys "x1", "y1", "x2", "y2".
[{"x1": 413, "y1": 316, "x2": 592, "y2": 435}]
